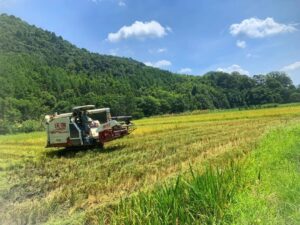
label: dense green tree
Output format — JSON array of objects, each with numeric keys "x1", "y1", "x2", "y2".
[
  {"x1": 0, "y1": 14, "x2": 299, "y2": 134},
  {"x1": 290, "y1": 92, "x2": 300, "y2": 102}
]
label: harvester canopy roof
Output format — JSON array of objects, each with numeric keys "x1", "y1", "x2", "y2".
[
  {"x1": 45, "y1": 105, "x2": 110, "y2": 121},
  {"x1": 72, "y1": 105, "x2": 95, "y2": 111},
  {"x1": 53, "y1": 113, "x2": 72, "y2": 118},
  {"x1": 50, "y1": 108, "x2": 110, "y2": 119},
  {"x1": 87, "y1": 108, "x2": 110, "y2": 115}
]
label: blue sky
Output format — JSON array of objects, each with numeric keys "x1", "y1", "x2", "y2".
[{"x1": 1, "y1": 0, "x2": 300, "y2": 83}]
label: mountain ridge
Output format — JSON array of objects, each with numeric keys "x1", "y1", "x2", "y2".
[{"x1": 0, "y1": 13, "x2": 299, "y2": 134}]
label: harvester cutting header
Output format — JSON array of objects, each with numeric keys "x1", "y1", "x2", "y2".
[{"x1": 45, "y1": 105, "x2": 135, "y2": 148}]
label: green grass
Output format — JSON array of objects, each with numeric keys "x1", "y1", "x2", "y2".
[
  {"x1": 227, "y1": 125, "x2": 300, "y2": 225},
  {"x1": 101, "y1": 164, "x2": 242, "y2": 225},
  {"x1": 99, "y1": 125, "x2": 300, "y2": 225},
  {"x1": 1, "y1": 105, "x2": 300, "y2": 224}
]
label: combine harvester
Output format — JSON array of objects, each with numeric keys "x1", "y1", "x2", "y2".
[{"x1": 45, "y1": 105, "x2": 134, "y2": 148}]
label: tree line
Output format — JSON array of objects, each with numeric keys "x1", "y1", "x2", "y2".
[{"x1": 0, "y1": 14, "x2": 299, "y2": 134}]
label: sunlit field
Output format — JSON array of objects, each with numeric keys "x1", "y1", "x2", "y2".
[{"x1": 1, "y1": 105, "x2": 300, "y2": 224}]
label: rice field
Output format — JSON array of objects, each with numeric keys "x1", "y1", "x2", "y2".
[{"x1": 1, "y1": 105, "x2": 300, "y2": 224}]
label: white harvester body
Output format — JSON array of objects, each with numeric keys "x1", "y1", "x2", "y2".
[{"x1": 45, "y1": 105, "x2": 134, "y2": 148}]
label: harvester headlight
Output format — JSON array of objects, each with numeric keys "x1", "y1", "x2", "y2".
[{"x1": 45, "y1": 115, "x2": 51, "y2": 124}]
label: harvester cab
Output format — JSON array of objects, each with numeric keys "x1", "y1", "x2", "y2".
[{"x1": 45, "y1": 105, "x2": 135, "y2": 148}]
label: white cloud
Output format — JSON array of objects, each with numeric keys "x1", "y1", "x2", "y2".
[
  {"x1": 149, "y1": 48, "x2": 167, "y2": 54},
  {"x1": 108, "y1": 48, "x2": 119, "y2": 56},
  {"x1": 217, "y1": 64, "x2": 250, "y2": 75},
  {"x1": 178, "y1": 68, "x2": 192, "y2": 74},
  {"x1": 230, "y1": 17, "x2": 297, "y2": 38},
  {"x1": 281, "y1": 61, "x2": 300, "y2": 71},
  {"x1": 89, "y1": 0, "x2": 101, "y2": 3},
  {"x1": 157, "y1": 48, "x2": 167, "y2": 53},
  {"x1": 107, "y1": 20, "x2": 170, "y2": 42},
  {"x1": 118, "y1": 1, "x2": 126, "y2": 6},
  {"x1": 89, "y1": 0, "x2": 125, "y2": 6},
  {"x1": 0, "y1": 0, "x2": 21, "y2": 8},
  {"x1": 166, "y1": 26, "x2": 172, "y2": 32},
  {"x1": 144, "y1": 60, "x2": 172, "y2": 68},
  {"x1": 236, "y1": 40, "x2": 246, "y2": 48},
  {"x1": 246, "y1": 53, "x2": 259, "y2": 58}
]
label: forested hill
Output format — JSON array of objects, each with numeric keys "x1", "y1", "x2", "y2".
[{"x1": 0, "y1": 13, "x2": 300, "y2": 134}]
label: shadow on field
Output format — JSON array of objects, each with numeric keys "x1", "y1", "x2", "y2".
[{"x1": 45, "y1": 145, "x2": 126, "y2": 158}]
